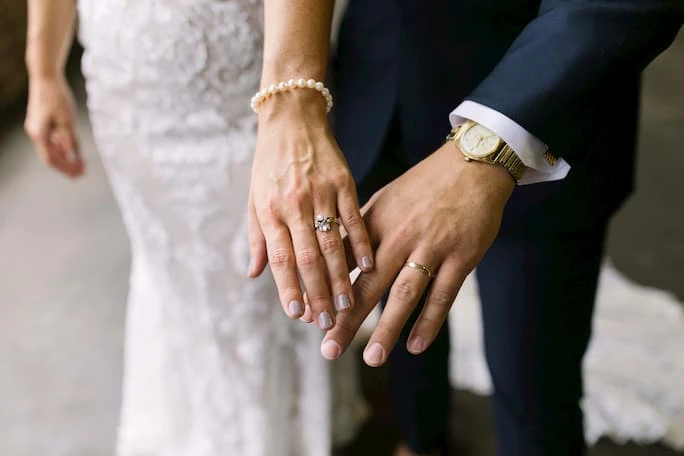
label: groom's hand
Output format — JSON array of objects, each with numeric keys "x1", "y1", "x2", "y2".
[{"x1": 321, "y1": 141, "x2": 515, "y2": 366}]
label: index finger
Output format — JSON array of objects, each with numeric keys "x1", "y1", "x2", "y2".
[{"x1": 362, "y1": 255, "x2": 434, "y2": 366}]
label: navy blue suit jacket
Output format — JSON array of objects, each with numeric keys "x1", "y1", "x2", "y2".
[{"x1": 333, "y1": 0, "x2": 682, "y2": 232}]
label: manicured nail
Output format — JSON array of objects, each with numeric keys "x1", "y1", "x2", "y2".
[
  {"x1": 408, "y1": 335, "x2": 426, "y2": 354},
  {"x1": 318, "y1": 311, "x2": 333, "y2": 330},
  {"x1": 364, "y1": 343, "x2": 385, "y2": 366},
  {"x1": 288, "y1": 300, "x2": 304, "y2": 318},
  {"x1": 321, "y1": 340, "x2": 342, "y2": 360},
  {"x1": 335, "y1": 294, "x2": 351, "y2": 311},
  {"x1": 361, "y1": 256, "x2": 373, "y2": 271}
]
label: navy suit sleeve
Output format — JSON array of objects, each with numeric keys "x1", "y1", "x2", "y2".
[{"x1": 466, "y1": 0, "x2": 683, "y2": 164}]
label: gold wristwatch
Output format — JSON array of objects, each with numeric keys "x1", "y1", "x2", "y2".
[{"x1": 446, "y1": 120, "x2": 526, "y2": 183}]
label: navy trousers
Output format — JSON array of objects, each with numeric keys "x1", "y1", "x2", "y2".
[{"x1": 356, "y1": 117, "x2": 606, "y2": 455}]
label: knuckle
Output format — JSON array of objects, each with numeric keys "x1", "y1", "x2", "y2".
[
  {"x1": 342, "y1": 211, "x2": 364, "y2": 231},
  {"x1": 456, "y1": 258, "x2": 478, "y2": 277},
  {"x1": 390, "y1": 279, "x2": 417, "y2": 302},
  {"x1": 429, "y1": 288, "x2": 454, "y2": 310},
  {"x1": 285, "y1": 188, "x2": 308, "y2": 210},
  {"x1": 55, "y1": 112, "x2": 73, "y2": 125},
  {"x1": 333, "y1": 275, "x2": 352, "y2": 292},
  {"x1": 279, "y1": 287, "x2": 301, "y2": 303},
  {"x1": 415, "y1": 314, "x2": 443, "y2": 334},
  {"x1": 331, "y1": 170, "x2": 352, "y2": 189},
  {"x1": 25, "y1": 123, "x2": 41, "y2": 139},
  {"x1": 307, "y1": 294, "x2": 330, "y2": 309},
  {"x1": 353, "y1": 274, "x2": 374, "y2": 299},
  {"x1": 256, "y1": 202, "x2": 277, "y2": 223},
  {"x1": 318, "y1": 235, "x2": 340, "y2": 255},
  {"x1": 269, "y1": 248, "x2": 293, "y2": 269},
  {"x1": 395, "y1": 224, "x2": 412, "y2": 241},
  {"x1": 372, "y1": 325, "x2": 396, "y2": 344},
  {"x1": 296, "y1": 248, "x2": 320, "y2": 268}
]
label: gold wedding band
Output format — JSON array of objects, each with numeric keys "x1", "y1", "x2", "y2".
[{"x1": 404, "y1": 261, "x2": 434, "y2": 279}]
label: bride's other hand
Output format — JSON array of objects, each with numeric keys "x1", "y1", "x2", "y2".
[
  {"x1": 25, "y1": 0, "x2": 83, "y2": 178},
  {"x1": 24, "y1": 76, "x2": 84, "y2": 178},
  {"x1": 248, "y1": 88, "x2": 373, "y2": 330}
]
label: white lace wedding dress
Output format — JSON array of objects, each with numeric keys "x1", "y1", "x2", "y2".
[{"x1": 76, "y1": 1, "x2": 365, "y2": 455}]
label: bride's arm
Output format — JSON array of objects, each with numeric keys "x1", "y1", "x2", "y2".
[
  {"x1": 249, "y1": 0, "x2": 373, "y2": 331},
  {"x1": 260, "y1": 0, "x2": 333, "y2": 91},
  {"x1": 24, "y1": 0, "x2": 84, "y2": 178},
  {"x1": 25, "y1": 0, "x2": 76, "y2": 79}
]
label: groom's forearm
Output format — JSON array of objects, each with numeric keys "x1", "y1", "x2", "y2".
[
  {"x1": 464, "y1": 0, "x2": 682, "y2": 163},
  {"x1": 261, "y1": 0, "x2": 334, "y2": 84}
]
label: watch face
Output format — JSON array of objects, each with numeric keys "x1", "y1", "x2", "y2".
[{"x1": 459, "y1": 124, "x2": 502, "y2": 158}]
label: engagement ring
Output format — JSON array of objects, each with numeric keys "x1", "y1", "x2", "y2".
[{"x1": 314, "y1": 215, "x2": 340, "y2": 233}]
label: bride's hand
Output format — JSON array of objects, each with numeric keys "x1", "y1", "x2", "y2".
[
  {"x1": 248, "y1": 89, "x2": 374, "y2": 330},
  {"x1": 24, "y1": 75, "x2": 85, "y2": 178}
]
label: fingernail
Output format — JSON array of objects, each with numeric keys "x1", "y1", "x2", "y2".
[
  {"x1": 67, "y1": 151, "x2": 78, "y2": 163},
  {"x1": 364, "y1": 343, "x2": 385, "y2": 366},
  {"x1": 335, "y1": 294, "x2": 351, "y2": 311},
  {"x1": 408, "y1": 335, "x2": 426, "y2": 354},
  {"x1": 288, "y1": 300, "x2": 304, "y2": 318},
  {"x1": 318, "y1": 311, "x2": 333, "y2": 330},
  {"x1": 361, "y1": 256, "x2": 373, "y2": 271},
  {"x1": 321, "y1": 340, "x2": 342, "y2": 360}
]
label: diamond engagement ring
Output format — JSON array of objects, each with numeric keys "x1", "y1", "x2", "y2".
[
  {"x1": 404, "y1": 261, "x2": 434, "y2": 279},
  {"x1": 314, "y1": 215, "x2": 340, "y2": 233}
]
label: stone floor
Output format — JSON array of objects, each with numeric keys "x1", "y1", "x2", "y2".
[{"x1": 1, "y1": 34, "x2": 682, "y2": 456}]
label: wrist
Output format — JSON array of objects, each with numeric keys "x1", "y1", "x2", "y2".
[
  {"x1": 444, "y1": 142, "x2": 515, "y2": 203},
  {"x1": 27, "y1": 73, "x2": 68, "y2": 90},
  {"x1": 256, "y1": 85, "x2": 329, "y2": 126},
  {"x1": 25, "y1": 52, "x2": 64, "y2": 81}
]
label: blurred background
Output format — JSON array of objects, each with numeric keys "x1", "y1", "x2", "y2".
[{"x1": 0, "y1": 2, "x2": 682, "y2": 455}]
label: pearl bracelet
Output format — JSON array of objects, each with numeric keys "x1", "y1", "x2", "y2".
[{"x1": 250, "y1": 78, "x2": 334, "y2": 114}]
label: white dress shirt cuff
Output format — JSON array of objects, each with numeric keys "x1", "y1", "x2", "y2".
[{"x1": 449, "y1": 100, "x2": 571, "y2": 185}]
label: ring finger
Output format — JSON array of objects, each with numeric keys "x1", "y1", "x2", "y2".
[
  {"x1": 314, "y1": 209, "x2": 354, "y2": 315},
  {"x1": 407, "y1": 259, "x2": 465, "y2": 355},
  {"x1": 290, "y1": 218, "x2": 335, "y2": 330},
  {"x1": 363, "y1": 251, "x2": 437, "y2": 367}
]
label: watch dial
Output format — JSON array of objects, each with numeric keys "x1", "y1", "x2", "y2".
[{"x1": 460, "y1": 124, "x2": 501, "y2": 158}]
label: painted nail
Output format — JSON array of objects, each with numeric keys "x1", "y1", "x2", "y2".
[
  {"x1": 318, "y1": 311, "x2": 333, "y2": 330},
  {"x1": 408, "y1": 335, "x2": 426, "y2": 354},
  {"x1": 364, "y1": 343, "x2": 385, "y2": 366},
  {"x1": 288, "y1": 300, "x2": 304, "y2": 318},
  {"x1": 361, "y1": 256, "x2": 373, "y2": 271},
  {"x1": 321, "y1": 340, "x2": 342, "y2": 360},
  {"x1": 335, "y1": 294, "x2": 351, "y2": 311}
]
